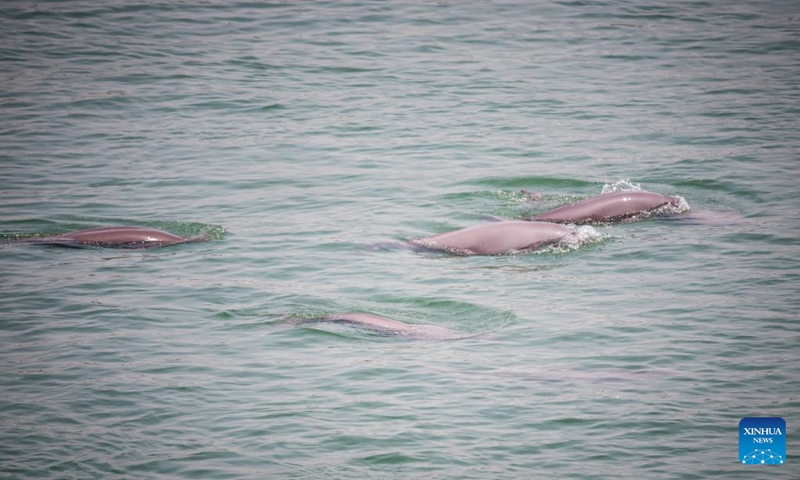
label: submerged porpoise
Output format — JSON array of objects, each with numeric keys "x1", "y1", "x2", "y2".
[
  {"x1": 19, "y1": 226, "x2": 209, "y2": 249},
  {"x1": 409, "y1": 221, "x2": 571, "y2": 255},
  {"x1": 287, "y1": 313, "x2": 469, "y2": 341},
  {"x1": 531, "y1": 190, "x2": 680, "y2": 224}
]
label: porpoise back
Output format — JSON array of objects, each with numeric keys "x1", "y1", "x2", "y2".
[
  {"x1": 532, "y1": 191, "x2": 678, "y2": 224},
  {"x1": 21, "y1": 226, "x2": 208, "y2": 249},
  {"x1": 411, "y1": 221, "x2": 571, "y2": 255},
  {"x1": 291, "y1": 313, "x2": 468, "y2": 341}
]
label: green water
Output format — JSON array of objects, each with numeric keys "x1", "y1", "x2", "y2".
[{"x1": 1, "y1": 1, "x2": 798, "y2": 478}]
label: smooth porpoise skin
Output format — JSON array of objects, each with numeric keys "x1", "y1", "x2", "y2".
[
  {"x1": 20, "y1": 226, "x2": 209, "y2": 249},
  {"x1": 289, "y1": 313, "x2": 468, "y2": 341},
  {"x1": 531, "y1": 190, "x2": 679, "y2": 224},
  {"x1": 410, "y1": 221, "x2": 571, "y2": 255}
]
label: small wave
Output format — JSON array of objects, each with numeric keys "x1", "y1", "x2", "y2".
[{"x1": 166, "y1": 222, "x2": 226, "y2": 241}]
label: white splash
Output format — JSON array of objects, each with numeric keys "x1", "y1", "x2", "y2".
[
  {"x1": 602, "y1": 179, "x2": 642, "y2": 194},
  {"x1": 544, "y1": 225, "x2": 607, "y2": 254}
]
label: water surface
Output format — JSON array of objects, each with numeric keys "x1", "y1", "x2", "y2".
[{"x1": 1, "y1": 1, "x2": 798, "y2": 478}]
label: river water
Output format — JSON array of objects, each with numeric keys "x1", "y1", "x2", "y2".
[{"x1": 1, "y1": 1, "x2": 798, "y2": 478}]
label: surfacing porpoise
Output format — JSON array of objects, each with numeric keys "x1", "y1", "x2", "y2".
[
  {"x1": 530, "y1": 190, "x2": 680, "y2": 224},
  {"x1": 409, "y1": 221, "x2": 571, "y2": 255},
  {"x1": 19, "y1": 226, "x2": 209, "y2": 249},
  {"x1": 287, "y1": 313, "x2": 469, "y2": 341}
]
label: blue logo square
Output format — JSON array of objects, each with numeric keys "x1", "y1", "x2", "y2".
[{"x1": 739, "y1": 417, "x2": 786, "y2": 465}]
